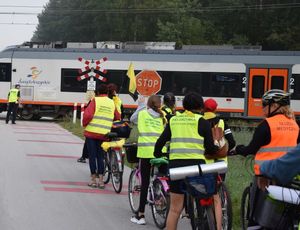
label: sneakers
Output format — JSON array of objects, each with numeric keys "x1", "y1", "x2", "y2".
[
  {"x1": 77, "y1": 157, "x2": 86, "y2": 163},
  {"x1": 130, "y1": 215, "x2": 146, "y2": 225}
]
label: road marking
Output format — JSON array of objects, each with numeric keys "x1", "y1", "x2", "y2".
[
  {"x1": 15, "y1": 132, "x2": 72, "y2": 136},
  {"x1": 27, "y1": 154, "x2": 78, "y2": 159},
  {"x1": 44, "y1": 187, "x2": 127, "y2": 195},
  {"x1": 41, "y1": 180, "x2": 128, "y2": 188},
  {"x1": 19, "y1": 140, "x2": 83, "y2": 144}
]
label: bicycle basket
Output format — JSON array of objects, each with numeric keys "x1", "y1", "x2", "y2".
[
  {"x1": 253, "y1": 190, "x2": 292, "y2": 229},
  {"x1": 124, "y1": 143, "x2": 138, "y2": 163},
  {"x1": 184, "y1": 173, "x2": 217, "y2": 198}
]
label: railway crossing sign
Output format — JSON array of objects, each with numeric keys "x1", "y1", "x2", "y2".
[
  {"x1": 136, "y1": 70, "x2": 162, "y2": 96},
  {"x1": 77, "y1": 57, "x2": 108, "y2": 82},
  {"x1": 87, "y1": 78, "x2": 96, "y2": 91}
]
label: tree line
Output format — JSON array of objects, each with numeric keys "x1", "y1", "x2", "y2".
[{"x1": 32, "y1": 0, "x2": 300, "y2": 50}]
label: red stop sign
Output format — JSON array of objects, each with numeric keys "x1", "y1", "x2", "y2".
[{"x1": 136, "y1": 70, "x2": 162, "y2": 96}]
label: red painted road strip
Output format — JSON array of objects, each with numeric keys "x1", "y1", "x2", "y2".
[
  {"x1": 41, "y1": 180, "x2": 128, "y2": 188},
  {"x1": 13, "y1": 127, "x2": 67, "y2": 131},
  {"x1": 19, "y1": 140, "x2": 83, "y2": 144},
  {"x1": 27, "y1": 154, "x2": 78, "y2": 159},
  {"x1": 15, "y1": 132, "x2": 72, "y2": 136},
  {"x1": 44, "y1": 187, "x2": 127, "y2": 195}
]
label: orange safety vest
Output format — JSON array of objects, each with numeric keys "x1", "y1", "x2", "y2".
[{"x1": 254, "y1": 114, "x2": 299, "y2": 175}]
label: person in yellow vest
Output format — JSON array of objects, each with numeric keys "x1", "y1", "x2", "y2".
[
  {"x1": 161, "y1": 92, "x2": 176, "y2": 122},
  {"x1": 203, "y1": 98, "x2": 236, "y2": 230},
  {"x1": 154, "y1": 92, "x2": 219, "y2": 230},
  {"x1": 108, "y1": 83, "x2": 123, "y2": 119},
  {"x1": 232, "y1": 89, "x2": 300, "y2": 228},
  {"x1": 6, "y1": 84, "x2": 21, "y2": 124},
  {"x1": 83, "y1": 84, "x2": 121, "y2": 189},
  {"x1": 130, "y1": 95, "x2": 166, "y2": 225}
]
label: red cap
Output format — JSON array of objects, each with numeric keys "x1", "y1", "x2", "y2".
[{"x1": 204, "y1": 98, "x2": 218, "y2": 112}]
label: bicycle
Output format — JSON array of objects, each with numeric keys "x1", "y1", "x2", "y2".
[
  {"x1": 169, "y1": 161, "x2": 228, "y2": 230},
  {"x1": 124, "y1": 143, "x2": 170, "y2": 229},
  {"x1": 102, "y1": 132, "x2": 125, "y2": 193},
  {"x1": 241, "y1": 179, "x2": 300, "y2": 230},
  {"x1": 215, "y1": 174, "x2": 233, "y2": 230}
]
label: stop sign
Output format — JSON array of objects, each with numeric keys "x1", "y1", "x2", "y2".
[{"x1": 136, "y1": 70, "x2": 162, "y2": 96}]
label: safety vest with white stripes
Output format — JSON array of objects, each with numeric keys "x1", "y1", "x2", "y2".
[
  {"x1": 8, "y1": 88, "x2": 19, "y2": 103},
  {"x1": 254, "y1": 114, "x2": 299, "y2": 175},
  {"x1": 169, "y1": 111, "x2": 206, "y2": 161},
  {"x1": 137, "y1": 110, "x2": 164, "y2": 158},
  {"x1": 85, "y1": 97, "x2": 115, "y2": 135}
]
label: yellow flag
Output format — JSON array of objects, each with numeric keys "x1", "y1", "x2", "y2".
[{"x1": 127, "y1": 62, "x2": 136, "y2": 94}]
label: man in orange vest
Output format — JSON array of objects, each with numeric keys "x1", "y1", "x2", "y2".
[{"x1": 232, "y1": 89, "x2": 299, "y2": 228}]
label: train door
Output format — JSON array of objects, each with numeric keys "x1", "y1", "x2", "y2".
[
  {"x1": 0, "y1": 63, "x2": 12, "y2": 107},
  {"x1": 247, "y1": 68, "x2": 289, "y2": 117}
]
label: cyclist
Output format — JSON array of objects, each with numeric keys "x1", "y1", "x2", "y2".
[
  {"x1": 231, "y1": 89, "x2": 300, "y2": 228},
  {"x1": 83, "y1": 84, "x2": 121, "y2": 189},
  {"x1": 260, "y1": 142, "x2": 300, "y2": 187},
  {"x1": 130, "y1": 95, "x2": 166, "y2": 225},
  {"x1": 154, "y1": 92, "x2": 219, "y2": 230},
  {"x1": 203, "y1": 98, "x2": 236, "y2": 230},
  {"x1": 161, "y1": 92, "x2": 177, "y2": 122}
]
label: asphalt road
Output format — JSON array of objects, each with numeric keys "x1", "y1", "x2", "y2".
[{"x1": 0, "y1": 114, "x2": 189, "y2": 230}]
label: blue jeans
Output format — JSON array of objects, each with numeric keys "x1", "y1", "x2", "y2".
[{"x1": 86, "y1": 137, "x2": 104, "y2": 175}]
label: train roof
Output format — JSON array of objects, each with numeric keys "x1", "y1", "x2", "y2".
[{"x1": 1, "y1": 45, "x2": 300, "y2": 65}]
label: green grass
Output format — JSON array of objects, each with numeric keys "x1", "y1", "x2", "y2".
[{"x1": 58, "y1": 118, "x2": 254, "y2": 229}]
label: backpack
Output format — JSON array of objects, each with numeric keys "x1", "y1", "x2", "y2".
[{"x1": 205, "y1": 121, "x2": 229, "y2": 159}]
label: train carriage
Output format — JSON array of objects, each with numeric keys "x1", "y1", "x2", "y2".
[{"x1": 0, "y1": 43, "x2": 300, "y2": 119}]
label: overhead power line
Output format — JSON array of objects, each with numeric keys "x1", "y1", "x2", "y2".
[{"x1": 0, "y1": 3, "x2": 299, "y2": 15}]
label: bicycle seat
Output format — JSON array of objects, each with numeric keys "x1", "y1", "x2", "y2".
[
  {"x1": 150, "y1": 158, "x2": 169, "y2": 166},
  {"x1": 106, "y1": 132, "x2": 118, "y2": 139},
  {"x1": 266, "y1": 185, "x2": 300, "y2": 205}
]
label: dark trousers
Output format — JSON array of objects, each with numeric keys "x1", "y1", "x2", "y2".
[
  {"x1": 81, "y1": 139, "x2": 89, "y2": 159},
  {"x1": 6, "y1": 103, "x2": 18, "y2": 123},
  {"x1": 86, "y1": 137, "x2": 104, "y2": 175},
  {"x1": 138, "y1": 158, "x2": 151, "y2": 213}
]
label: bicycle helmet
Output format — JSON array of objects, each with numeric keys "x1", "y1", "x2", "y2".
[{"x1": 262, "y1": 89, "x2": 291, "y2": 107}]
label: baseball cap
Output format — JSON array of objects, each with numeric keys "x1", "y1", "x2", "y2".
[{"x1": 204, "y1": 98, "x2": 218, "y2": 112}]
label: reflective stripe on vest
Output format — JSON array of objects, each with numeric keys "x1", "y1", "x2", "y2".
[
  {"x1": 8, "y1": 88, "x2": 19, "y2": 103},
  {"x1": 254, "y1": 114, "x2": 299, "y2": 175},
  {"x1": 137, "y1": 110, "x2": 164, "y2": 158},
  {"x1": 85, "y1": 97, "x2": 115, "y2": 135},
  {"x1": 169, "y1": 111, "x2": 206, "y2": 160}
]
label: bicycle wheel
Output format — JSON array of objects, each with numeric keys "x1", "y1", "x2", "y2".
[
  {"x1": 128, "y1": 168, "x2": 141, "y2": 213},
  {"x1": 103, "y1": 153, "x2": 111, "y2": 184},
  {"x1": 240, "y1": 186, "x2": 251, "y2": 230},
  {"x1": 151, "y1": 179, "x2": 169, "y2": 229},
  {"x1": 219, "y1": 183, "x2": 233, "y2": 230},
  {"x1": 110, "y1": 149, "x2": 123, "y2": 193},
  {"x1": 187, "y1": 196, "x2": 216, "y2": 230}
]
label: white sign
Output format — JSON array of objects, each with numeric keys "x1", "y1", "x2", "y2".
[{"x1": 87, "y1": 79, "x2": 96, "y2": 91}]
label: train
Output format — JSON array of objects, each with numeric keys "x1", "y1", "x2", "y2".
[{"x1": 0, "y1": 41, "x2": 300, "y2": 120}]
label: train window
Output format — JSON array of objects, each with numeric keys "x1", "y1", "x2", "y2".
[
  {"x1": 252, "y1": 75, "x2": 265, "y2": 99},
  {"x1": 61, "y1": 69, "x2": 127, "y2": 93},
  {"x1": 271, "y1": 76, "x2": 284, "y2": 90},
  {"x1": 158, "y1": 71, "x2": 245, "y2": 98},
  {"x1": 0, "y1": 63, "x2": 11, "y2": 82},
  {"x1": 291, "y1": 74, "x2": 300, "y2": 99}
]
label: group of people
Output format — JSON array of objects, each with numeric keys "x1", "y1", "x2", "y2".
[{"x1": 80, "y1": 82, "x2": 300, "y2": 230}]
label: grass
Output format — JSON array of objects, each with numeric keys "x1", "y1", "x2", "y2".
[{"x1": 58, "y1": 117, "x2": 254, "y2": 229}]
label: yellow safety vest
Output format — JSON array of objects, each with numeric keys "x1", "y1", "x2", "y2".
[
  {"x1": 85, "y1": 97, "x2": 115, "y2": 135},
  {"x1": 169, "y1": 111, "x2": 206, "y2": 161},
  {"x1": 137, "y1": 110, "x2": 164, "y2": 158},
  {"x1": 113, "y1": 96, "x2": 122, "y2": 115},
  {"x1": 8, "y1": 88, "x2": 19, "y2": 103}
]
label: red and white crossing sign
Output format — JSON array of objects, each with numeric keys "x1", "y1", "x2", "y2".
[
  {"x1": 77, "y1": 57, "x2": 108, "y2": 82},
  {"x1": 136, "y1": 70, "x2": 162, "y2": 96}
]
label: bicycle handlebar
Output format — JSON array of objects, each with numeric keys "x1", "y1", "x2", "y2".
[{"x1": 169, "y1": 161, "x2": 228, "y2": 181}]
